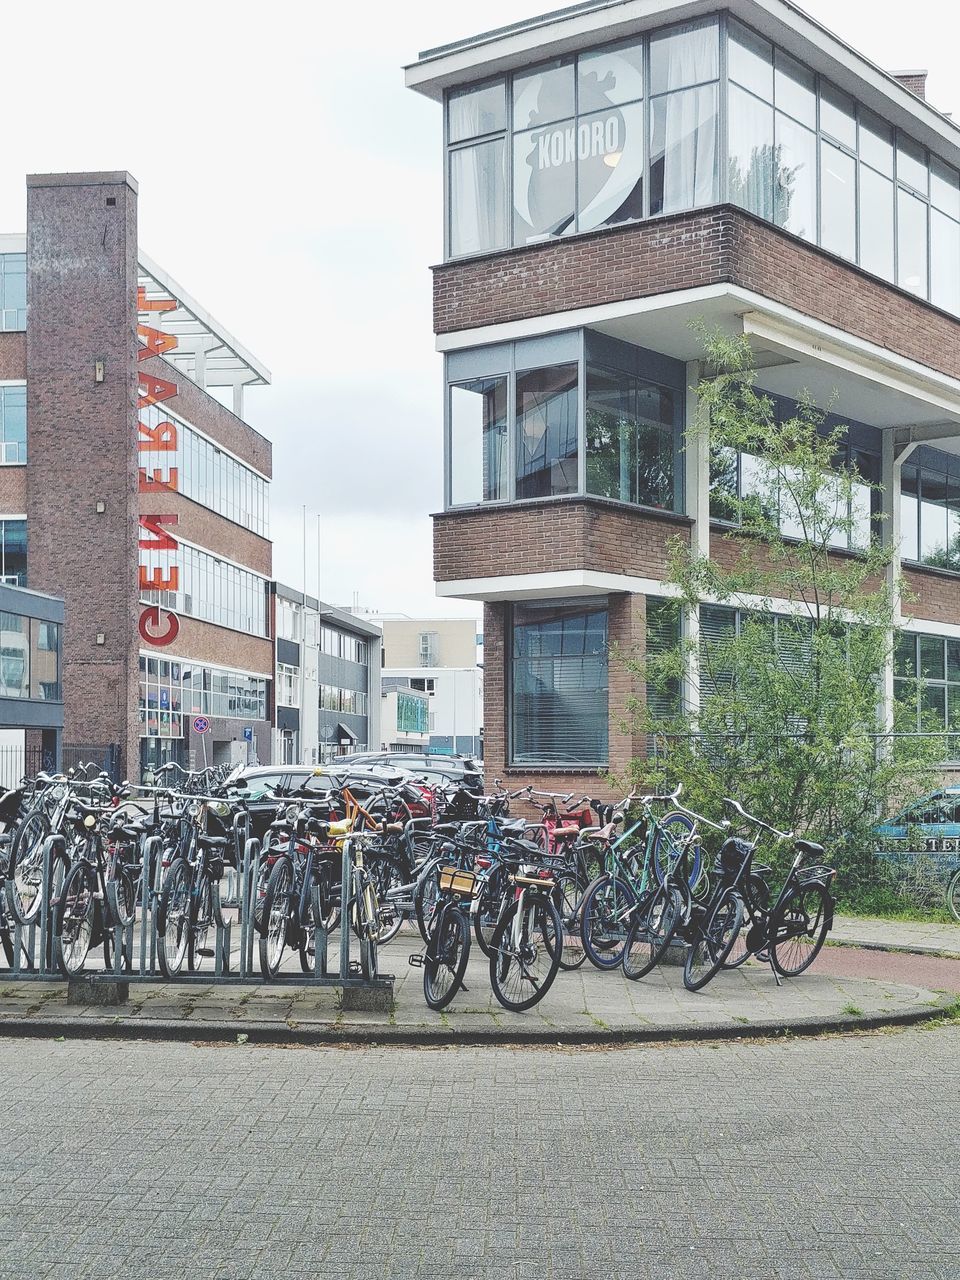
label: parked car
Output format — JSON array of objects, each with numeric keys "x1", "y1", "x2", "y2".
[
  {"x1": 874, "y1": 787, "x2": 960, "y2": 854},
  {"x1": 228, "y1": 763, "x2": 407, "y2": 801},
  {"x1": 332, "y1": 751, "x2": 483, "y2": 792}
]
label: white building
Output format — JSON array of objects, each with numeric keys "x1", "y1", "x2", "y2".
[{"x1": 379, "y1": 617, "x2": 482, "y2": 756}]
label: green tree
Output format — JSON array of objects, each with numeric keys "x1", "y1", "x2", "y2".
[{"x1": 625, "y1": 330, "x2": 940, "y2": 897}]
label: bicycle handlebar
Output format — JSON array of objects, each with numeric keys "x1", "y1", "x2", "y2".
[{"x1": 723, "y1": 797, "x2": 792, "y2": 842}]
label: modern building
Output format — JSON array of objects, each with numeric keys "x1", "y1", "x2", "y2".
[
  {"x1": 0, "y1": 582, "x2": 64, "y2": 786},
  {"x1": 406, "y1": 2, "x2": 960, "y2": 794},
  {"x1": 380, "y1": 616, "x2": 483, "y2": 755},
  {"x1": 0, "y1": 171, "x2": 274, "y2": 779},
  {"x1": 380, "y1": 677, "x2": 430, "y2": 752},
  {"x1": 273, "y1": 583, "x2": 381, "y2": 764}
]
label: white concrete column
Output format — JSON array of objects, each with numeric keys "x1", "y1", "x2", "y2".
[
  {"x1": 880, "y1": 429, "x2": 917, "y2": 736},
  {"x1": 232, "y1": 382, "x2": 244, "y2": 419},
  {"x1": 683, "y1": 360, "x2": 710, "y2": 719}
]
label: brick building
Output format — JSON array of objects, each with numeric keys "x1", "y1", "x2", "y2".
[
  {"x1": 0, "y1": 171, "x2": 273, "y2": 779},
  {"x1": 406, "y1": 1, "x2": 960, "y2": 793}
]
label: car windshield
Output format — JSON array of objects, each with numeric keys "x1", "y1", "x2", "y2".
[{"x1": 243, "y1": 773, "x2": 284, "y2": 799}]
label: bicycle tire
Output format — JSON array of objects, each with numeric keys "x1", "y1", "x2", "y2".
[
  {"x1": 366, "y1": 853, "x2": 406, "y2": 944},
  {"x1": 579, "y1": 876, "x2": 637, "y2": 970},
  {"x1": 473, "y1": 864, "x2": 508, "y2": 958},
  {"x1": 188, "y1": 876, "x2": 218, "y2": 972},
  {"x1": 259, "y1": 855, "x2": 294, "y2": 979},
  {"x1": 489, "y1": 895, "x2": 563, "y2": 1012},
  {"x1": 947, "y1": 867, "x2": 960, "y2": 923},
  {"x1": 7, "y1": 810, "x2": 52, "y2": 925},
  {"x1": 683, "y1": 891, "x2": 744, "y2": 992},
  {"x1": 105, "y1": 865, "x2": 137, "y2": 929},
  {"x1": 623, "y1": 884, "x2": 681, "y2": 980},
  {"x1": 770, "y1": 883, "x2": 832, "y2": 977},
  {"x1": 423, "y1": 903, "x2": 469, "y2": 1010},
  {"x1": 414, "y1": 863, "x2": 442, "y2": 943},
  {"x1": 54, "y1": 861, "x2": 95, "y2": 978},
  {"x1": 553, "y1": 870, "x2": 588, "y2": 970},
  {"x1": 652, "y1": 812, "x2": 699, "y2": 887},
  {"x1": 156, "y1": 858, "x2": 191, "y2": 979}
]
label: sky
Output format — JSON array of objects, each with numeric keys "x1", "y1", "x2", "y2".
[{"x1": 3, "y1": 0, "x2": 960, "y2": 621}]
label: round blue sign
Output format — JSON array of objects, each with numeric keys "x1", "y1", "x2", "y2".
[{"x1": 192, "y1": 716, "x2": 210, "y2": 735}]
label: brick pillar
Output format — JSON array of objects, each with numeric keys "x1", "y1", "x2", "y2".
[
  {"x1": 26, "y1": 173, "x2": 141, "y2": 779},
  {"x1": 482, "y1": 602, "x2": 508, "y2": 784},
  {"x1": 607, "y1": 591, "x2": 647, "y2": 780}
]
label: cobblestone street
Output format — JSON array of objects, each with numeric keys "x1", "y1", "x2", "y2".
[{"x1": 0, "y1": 1024, "x2": 956, "y2": 1279}]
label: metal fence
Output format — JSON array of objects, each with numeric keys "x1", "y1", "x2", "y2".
[{"x1": 0, "y1": 746, "x2": 44, "y2": 791}]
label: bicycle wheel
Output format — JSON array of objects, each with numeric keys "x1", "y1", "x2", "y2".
[
  {"x1": 580, "y1": 876, "x2": 636, "y2": 970},
  {"x1": 367, "y1": 853, "x2": 405, "y2": 944},
  {"x1": 683, "y1": 892, "x2": 744, "y2": 992},
  {"x1": 188, "y1": 875, "x2": 218, "y2": 971},
  {"x1": 423, "y1": 904, "x2": 469, "y2": 1010},
  {"x1": 414, "y1": 863, "x2": 442, "y2": 943},
  {"x1": 473, "y1": 865, "x2": 508, "y2": 958},
  {"x1": 553, "y1": 871, "x2": 587, "y2": 970},
  {"x1": 724, "y1": 874, "x2": 770, "y2": 968},
  {"x1": 7, "y1": 810, "x2": 52, "y2": 924},
  {"x1": 156, "y1": 858, "x2": 191, "y2": 979},
  {"x1": 622, "y1": 884, "x2": 681, "y2": 980},
  {"x1": 105, "y1": 864, "x2": 137, "y2": 929},
  {"x1": 54, "y1": 862, "x2": 95, "y2": 977},
  {"x1": 259, "y1": 856, "x2": 294, "y2": 979},
  {"x1": 947, "y1": 867, "x2": 960, "y2": 923},
  {"x1": 490, "y1": 896, "x2": 562, "y2": 1012},
  {"x1": 652, "y1": 812, "x2": 697, "y2": 886},
  {"x1": 770, "y1": 883, "x2": 832, "y2": 977}
]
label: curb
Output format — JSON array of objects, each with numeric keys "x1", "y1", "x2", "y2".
[
  {"x1": 828, "y1": 937, "x2": 960, "y2": 960},
  {"x1": 0, "y1": 1000, "x2": 951, "y2": 1049}
]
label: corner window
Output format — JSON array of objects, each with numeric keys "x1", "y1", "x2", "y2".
[
  {"x1": 585, "y1": 364, "x2": 678, "y2": 509},
  {"x1": 510, "y1": 599, "x2": 608, "y2": 765},
  {"x1": 0, "y1": 256, "x2": 26, "y2": 331},
  {"x1": 449, "y1": 377, "x2": 508, "y2": 505},
  {"x1": 900, "y1": 458, "x2": 960, "y2": 570},
  {"x1": 895, "y1": 632, "x2": 960, "y2": 758},
  {"x1": 30, "y1": 619, "x2": 60, "y2": 701},
  {"x1": 447, "y1": 80, "x2": 508, "y2": 258},
  {"x1": 515, "y1": 364, "x2": 578, "y2": 499}
]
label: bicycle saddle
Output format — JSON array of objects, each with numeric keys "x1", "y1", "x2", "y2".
[{"x1": 795, "y1": 838, "x2": 825, "y2": 858}]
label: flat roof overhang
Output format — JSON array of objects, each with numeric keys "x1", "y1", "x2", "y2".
[
  {"x1": 438, "y1": 280, "x2": 960, "y2": 453},
  {"x1": 406, "y1": 0, "x2": 960, "y2": 172},
  {"x1": 138, "y1": 253, "x2": 271, "y2": 393}
]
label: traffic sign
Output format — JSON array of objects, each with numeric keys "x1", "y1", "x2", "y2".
[
  {"x1": 193, "y1": 716, "x2": 210, "y2": 735},
  {"x1": 242, "y1": 726, "x2": 253, "y2": 742}
]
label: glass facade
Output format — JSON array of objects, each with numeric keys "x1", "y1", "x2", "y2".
[
  {"x1": 895, "y1": 632, "x2": 960, "y2": 757},
  {"x1": 900, "y1": 449, "x2": 960, "y2": 570},
  {"x1": 396, "y1": 690, "x2": 428, "y2": 734},
  {"x1": 0, "y1": 615, "x2": 60, "y2": 702},
  {"x1": 139, "y1": 403, "x2": 269, "y2": 537},
  {"x1": 320, "y1": 627, "x2": 368, "y2": 664},
  {"x1": 0, "y1": 256, "x2": 26, "y2": 332},
  {"x1": 320, "y1": 685, "x2": 368, "y2": 716},
  {"x1": 443, "y1": 16, "x2": 960, "y2": 316},
  {"x1": 0, "y1": 386, "x2": 26, "y2": 465},
  {"x1": 510, "y1": 599, "x2": 609, "y2": 765},
  {"x1": 446, "y1": 333, "x2": 684, "y2": 511},
  {"x1": 138, "y1": 655, "x2": 268, "y2": 738},
  {"x1": 140, "y1": 542, "x2": 269, "y2": 637}
]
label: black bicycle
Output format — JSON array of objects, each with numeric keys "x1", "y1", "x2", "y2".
[{"x1": 409, "y1": 861, "x2": 474, "y2": 1010}]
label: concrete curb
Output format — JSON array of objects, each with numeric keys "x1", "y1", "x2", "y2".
[
  {"x1": 0, "y1": 999, "x2": 952, "y2": 1049},
  {"x1": 828, "y1": 937, "x2": 960, "y2": 960}
]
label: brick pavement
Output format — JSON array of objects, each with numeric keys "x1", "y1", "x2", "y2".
[{"x1": 0, "y1": 1025, "x2": 955, "y2": 1278}]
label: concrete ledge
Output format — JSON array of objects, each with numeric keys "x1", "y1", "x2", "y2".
[
  {"x1": 340, "y1": 980, "x2": 394, "y2": 1013},
  {"x1": 67, "y1": 978, "x2": 128, "y2": 1007}
]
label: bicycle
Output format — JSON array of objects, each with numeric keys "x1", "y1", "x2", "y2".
[
  {"x1": 946, "y1": 863, "x2": 960, "y2": 922},
  {"x1": 156, "y1": 792, "x2": 234, "y2": 977},
  {"x1": 408, "y1": 861, "x2": 474, "y2": 1010},
  {"x1": 489, "y1": 861, "x2": 563, "y2": 1011}
]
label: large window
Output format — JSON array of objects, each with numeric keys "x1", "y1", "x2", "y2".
[
  {"x1": 138, "y1": 655, "x2": 268, "y2": 738},
  {"x1": 277, "y1": 663, "x2": 299, "y2": 707},
  {"x1": 586, "y1": 364, "x2": 678, "y2": 508},
  {"x1": 446, "y1": 333, "x2": 685, "y2": 511},
  {"x1": 0, "y1": 519, "x2": 27, "y2": 587},
  {"x1": 0, "y1": 614, "x2": 59, "y2": 701},
  {"x1": 442, "y1": 17, "x2": 960, "y2": 319},
  {"x1": 0, "y1": 256, "x2": 26, "y2": 332},
  {"x1": 140, "y1": 542, "x2": 269, "y2": 637},
  {"x1": 900, "y1": 452, "x2": 960, "y2": 570},
  {"x1": 510, "y1": 599, "x2": 609, "y2": 766},
  {"x1": 139, "y1": 403, "x2": 269, "y2": 537},
  {"x1": 895, "y1": 632, "x2": 960, "y2": 757},
  {"x1": 0, "y1": 386, "x2": 26, "y2": 465}
]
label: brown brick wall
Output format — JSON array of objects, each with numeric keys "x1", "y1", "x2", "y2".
[
  {"x1": 0, "y1": 467, "x2": 27, "y2": 515},
  {"x1": 138, "y1": 487, "x2": 271, "y2": 577},
  {"x1": 903, "y1": 567, "x2": 960, "y2": 625},
  {"x1": 26, "y1": 173, "x2": 141, "y2": 777},
  {"x1": 435, "y1": 499, "x2": 689, "y2": 583},
  {"x1": 168, "y1": 616, "x2": 272, "y2": 676},
  {"x1": 0, "y1": 332, "x2": 26, "y2": 379},
  {"x1": 434, "y1": 205, "x2": 960, "y2": 384},
  {"x1": 140, "y1": 353, "x2": 271, "y2": 478}
]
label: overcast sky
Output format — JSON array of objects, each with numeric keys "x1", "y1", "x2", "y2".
[{"x1": 3, "y1": 0, "x2": 959, "y2": 621}]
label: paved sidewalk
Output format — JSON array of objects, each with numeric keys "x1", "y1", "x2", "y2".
[
  {"x1": 0, "y1": 927, "x2": 951, "y2": 1046},
  {"x1": 831, "y1": 913, "x2": 960, "y2": 957}
]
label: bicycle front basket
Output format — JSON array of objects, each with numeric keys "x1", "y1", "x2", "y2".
[{"x1": 438, "y1": 865, "x2": 476, "y2": 898}]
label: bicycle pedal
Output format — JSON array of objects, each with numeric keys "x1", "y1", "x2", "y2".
[
  {"x1": 408, "y1": 953, "x2": 425, "y2": 968},
  {"x1": 196, "y1": 948, "x2": 215, "y2": 958},
  {"x1": 348, "y1": 960, "x2": 361, "y2": 976}
]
